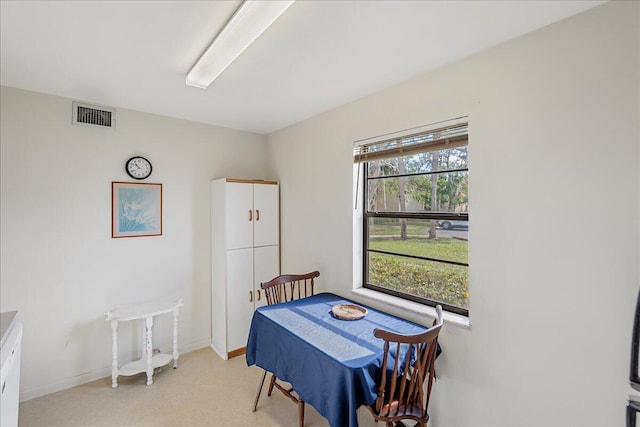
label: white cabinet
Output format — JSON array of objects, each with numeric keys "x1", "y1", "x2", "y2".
[{"x1": 211, "y1": 178, "x2": 280, "y2": 360}]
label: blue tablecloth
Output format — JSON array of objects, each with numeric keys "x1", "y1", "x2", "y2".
[{"x1": 246, "y1": 292, "x2": 430, "y2": 427}]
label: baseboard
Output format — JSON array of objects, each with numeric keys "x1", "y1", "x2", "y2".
[
  {"x1": 20, "y1": 367, "x2": 112, "y2": 402},
  {"x1": 19, "y1": 338, "x2": 212, "y2": 402},
  {"x1": 180, "y1": 338, "x2": 211, "y2": 354},
  {"x1": 227, "y1": 347, "x2": 246, "y2": 359}
]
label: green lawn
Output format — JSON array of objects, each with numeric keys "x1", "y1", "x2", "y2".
[
  {"x1": 369, "y1": 237, "x2": 467, "y2": 264},
  {"x1": 370, "y1": 223, "x2": 428, "y2": 235},
  {"x1": 367, "y1": 237, "x2": 469, "y2": 309}
]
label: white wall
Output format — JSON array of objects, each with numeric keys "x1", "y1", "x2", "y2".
[
  {"x1": 267, "y1": 2, "x2": 639, "y2": 426},
  {"x1": 0, "y1": 86, "x2": 268, "y2": 400}
]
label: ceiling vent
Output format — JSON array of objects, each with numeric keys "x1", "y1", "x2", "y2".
[{"x1": 72, "y1": 102, "x2": 115, "y2": 129}]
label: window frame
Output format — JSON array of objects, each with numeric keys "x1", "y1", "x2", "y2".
[{"x1": 361, "y1": 136, "x2": 469, "y2": 317}]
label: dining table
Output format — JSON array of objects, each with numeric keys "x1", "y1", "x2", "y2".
[{"x1": 246, "y1": 292, "x2": 435, "y2": 427}]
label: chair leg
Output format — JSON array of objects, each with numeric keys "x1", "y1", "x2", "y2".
[
  {"x1": 298, "y1": 400, "x2": 305, "y2": 427},
  {"x1": 252, "y1": 370, "x2": 267, "y2": 412},
  {"x1": 267, "y1": 373, "x2": 277, "y2": 396}
]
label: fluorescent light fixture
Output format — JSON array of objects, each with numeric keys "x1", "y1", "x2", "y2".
[{"x1": 186, "y1": 0, "x2": 295, "y2": 89}]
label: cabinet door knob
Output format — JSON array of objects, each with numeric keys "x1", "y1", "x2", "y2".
[
  {"x1": 249, "y1": 291, "x2": 253, "y2": 303},
  {"x1": 256, "y1": 210, "x2": 260, "y2": 221},
  {"x1": 248, "y1": 210, "x2": 253, "y2": 221},
  {"x1": 257, "y1": 290, "x2": 261, "y2": 301}
]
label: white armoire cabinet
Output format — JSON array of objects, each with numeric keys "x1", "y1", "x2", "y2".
[{"x1": 211, "y1": 178, "x2": 280, "y2": 360}]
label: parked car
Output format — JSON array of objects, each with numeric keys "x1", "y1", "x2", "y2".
[{"x1": 438, "y1": 220, "x2": 468, "y2": 230}]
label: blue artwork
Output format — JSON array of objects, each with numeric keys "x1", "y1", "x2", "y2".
[
  {"x1": 118, "y1": 188, "x2": 160, "y2": 232},
  {"x1": 112, "y1": 182, "x2": 162, "y2": 237}
]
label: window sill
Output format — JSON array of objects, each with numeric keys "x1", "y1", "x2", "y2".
[{"x1": 351, "y1": 287, "x2": 471, "y2": 328}]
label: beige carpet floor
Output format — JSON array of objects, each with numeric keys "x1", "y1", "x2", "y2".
[{"x1": 18, "y1": 347, "x2": 380, "y2": 426}]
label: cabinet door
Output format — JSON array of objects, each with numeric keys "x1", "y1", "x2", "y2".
[
  {"x1": 253, "y1": 184, "x2": 279, "y2": 247},
  {"x1": 254, "y1": 245, "x2": 280, "y2": 310},
  {"x1": 225, "y1": 183, "x2": 254, "y2": 250},
  {"x1": 226, "y1": 248, "x2": 254, "y2": 353}
]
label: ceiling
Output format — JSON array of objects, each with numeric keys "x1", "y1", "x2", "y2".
[{"x1": 0, "y1": 0, "x2": 605, "y2": 134}]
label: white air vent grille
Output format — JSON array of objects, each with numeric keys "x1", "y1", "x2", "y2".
[{"x1": 72, "y1": 102, "x2": 116, "y2": 129}]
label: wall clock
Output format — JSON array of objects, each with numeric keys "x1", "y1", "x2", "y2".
[{"x1": 125, "y1": 156, "x2": 152, "y2": 180}]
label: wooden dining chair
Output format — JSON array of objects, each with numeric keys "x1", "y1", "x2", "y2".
[
  {"x1": 252, "y1": 271, "x2": 320, "y2": 427},
  {"x1": 367, "y1": 305, "x2": 444, "y2": 427}
]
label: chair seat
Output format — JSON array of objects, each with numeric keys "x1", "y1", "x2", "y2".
[{"x1": 370, "y1": 399, "x2": 425, "y2": 420}]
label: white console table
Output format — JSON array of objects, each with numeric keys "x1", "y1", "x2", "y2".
[{"x1": 106, "y1": 299, "x2": 182, "y2": 388}]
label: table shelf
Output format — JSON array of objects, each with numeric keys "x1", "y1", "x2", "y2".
[{"x1": 119, "y1": 354, "x2": 173, "y2": 376}]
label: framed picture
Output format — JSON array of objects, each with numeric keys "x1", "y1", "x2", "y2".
[{"x1": 112, "y1": 182, "x2": 162, "y2": 238}]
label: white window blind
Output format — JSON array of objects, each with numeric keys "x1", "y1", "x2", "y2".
[{"x1": 353, "y1": 118, "x2": 468, "y2": 163}]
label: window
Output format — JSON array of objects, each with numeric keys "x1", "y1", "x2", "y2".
[{"x1": 355, "y1": 119, "x2": 469, "y2": 316}]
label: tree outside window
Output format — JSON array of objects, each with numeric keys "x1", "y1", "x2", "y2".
[{"x1": 358, "y1": 122, "x2": 469, "y2": 316}]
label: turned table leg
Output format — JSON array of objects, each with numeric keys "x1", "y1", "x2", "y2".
[
  {"x1": 145, "y1": 316, "x2": 154, "y2": 385},
  {"x1": 172, "y1": 306, "x2": 179, "y2": 368},
  {"x1": 110, "y1": 320, "x2": 118, "y2": 388}
]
